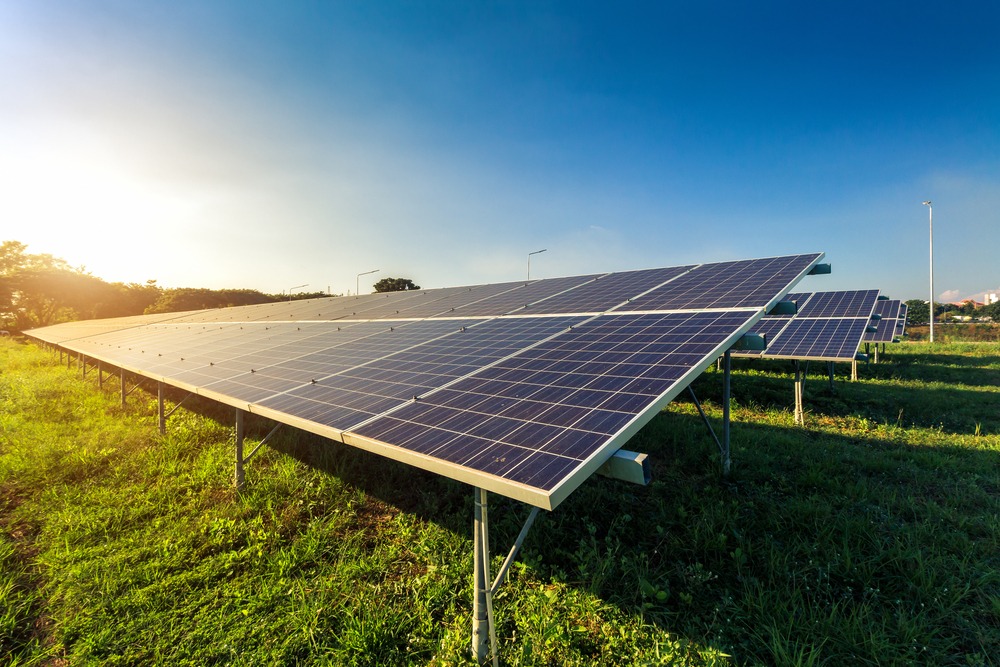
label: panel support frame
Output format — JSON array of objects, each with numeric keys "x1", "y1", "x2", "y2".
[
  {"x1": 471, "y1": 488, "x2": 542, "y2": 666},
  {"x1": 157, "y1": 383, "x2": 194, "y2": 434},
  {"x1": 234, "y1": 409, "x2": 283, "y2": 489}
]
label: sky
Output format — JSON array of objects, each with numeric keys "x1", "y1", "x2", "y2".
[{"x1": 2, "y1": 1, "x2": 998, "y2": 302}]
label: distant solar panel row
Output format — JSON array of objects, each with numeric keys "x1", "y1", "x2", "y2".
[
  {"x1": 734, "y1": 289, "x2": 880, "y2": 362},
  {"x1": 27, "y1": 253, "x2": 823, "y2": 509},
  {"x1": 863, "y1": 299, "x2": 905, "y2": 343}
]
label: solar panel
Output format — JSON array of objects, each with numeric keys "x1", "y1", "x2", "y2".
[
  {"x1": 616, "y1": 254, "x2": 822, "y2": 311},
  {"x1": 863, "y1": 299, "x2": 904, "y2": 343},
  {"x1": 26, "y1": 252, "x2": 823, "y2": 509},
  {"x1": 734, "y1": 289, "x2": 880, "y2": 362}
]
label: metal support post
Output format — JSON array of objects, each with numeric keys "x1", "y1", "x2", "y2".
[
  {"x1": 721, "y1": 350, "x2": 731, "y2": 475},
  {"x1": 793, "y1": 361, "x2": 804, "y2": 425},
  {"x1": 120, "y1": 369, "x2": 127, "y2": 409},
  {"x1": 98, "y1": 361, "x2": 103, "y2": 390},
  {"x1": 235, "y1": 409, "x2": 246, "y2": 489},
  {"x1": 158, "y1": 382, "x2": 166, "y2": 434},
  {"x1": 471, "y1": 488, "x2": 497, "y2": 665},
  {"x1": 851, "y1": 359, "x2": 858, "y2": 382},
  {"x1": 81, "y1": 355, "x2": 87, "y2": 379},
  {"x1": 874, "y1": 344, "x2": 880, "y2": 364},
  {"x1": 827, "y1": 361, "x2": 835, "y2": 391}
]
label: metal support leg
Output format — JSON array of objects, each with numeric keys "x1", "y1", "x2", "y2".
[
  {"x1": 721, "y1": 350, "x2": 731, "y2": 475},
  {"x1": 82, "y1": 355, "x2": 87, "y2": 379},
  {"x1": 98, "y1": 362, "x2": 104, "y2": 389},
  {"x1": 235, "y1": 409, "x2": 246, "y2": 489},
  {"x1": 687, "y1": 386, "x2": 724, "y2": 456},
  {"x1": 874, "y1": 344, "x2": 880, "y2": 364},
  {"x1": 851, "y1": 359, "x2": 858, "y2": 382},
  {"x1": 827, "y1": 361, "x2": 835, "y2": 391},
  {"x1": 158, "y1": 382, "x2": 166, "y2": 435},
  {"x1": 472, "y1": 488, "x2": 497, "y2": 665},
  {"x1": 120, "y1": 369, "x2": 127, "y2": 409},
  {"x1": 793, "y1": 361, "x2": 804, "y2": 426}
]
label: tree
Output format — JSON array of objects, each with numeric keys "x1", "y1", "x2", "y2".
[
  {"x1": 978, "y1": 300, "x2": 1000, "y2": 322},
  {"x1": 0, "y1": 241, "x2": 112, "y2": 330},
  {"x1": 373, "y1": 277, "x2": 421, "y2": 293},
  {"x1": 904, "y1": 299, "x2": 928, "y2": 327}
]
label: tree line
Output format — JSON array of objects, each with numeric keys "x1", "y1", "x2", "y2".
[
  {"x1": 904, "y1": 298, "x2": 1000, "y2": 326},
  {"x1": 0, "y1": 241, "x2": 326, "y2": 332}
]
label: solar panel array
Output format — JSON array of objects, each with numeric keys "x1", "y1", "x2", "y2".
[
  {"x1": 26, "y1": 253, "x2": 823, "y2": 509},
  {"x1": 734, "y1": 289, "x2": 881, "y2": 362},
  {"x1": 863, "y1": 299, "x2": 905, "y2": 343}
]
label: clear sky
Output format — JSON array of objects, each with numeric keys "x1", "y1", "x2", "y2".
[{"x1": 2, "y1": 1, "x2": 998, "y2": 301}]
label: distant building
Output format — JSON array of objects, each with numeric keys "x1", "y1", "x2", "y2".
[
  {"x1": 951, "y1": 299, "x2": 984, "y2": 309},
  {"x1": 987, "y1": 293, "x2": 999, "y2": 305}
]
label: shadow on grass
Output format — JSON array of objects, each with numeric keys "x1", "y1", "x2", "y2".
[
  {"x1": 515, "y1": 407, "x2": 999, "y2": 664},
  {"x1": 710, "y1": 354, "x2": 1000, "y2": 435}
]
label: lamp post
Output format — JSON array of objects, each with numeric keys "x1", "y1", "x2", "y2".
[
  {"x1": 923, "y1": 201, "x2": 934, "y2": 343},
  {"x1": 356, "y1": 269, "x2": 379, "y2": 296},
  {"x1": 527, "y1": 249, "x2": 547, "y2": 282},
  {"x1": 287, "y1": 284, "x2": 308, "y2": 302}
]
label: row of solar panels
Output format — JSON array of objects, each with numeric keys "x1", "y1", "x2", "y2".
[
  {"x1": 21, "y1": 251, "x2": 911, "y2": 510},
  {"x1": 27, "y1": 253, "x2": 825, "y2": 509},
  {"x1": 735, "y1": 291, "x2": 907, "y2": 363}
]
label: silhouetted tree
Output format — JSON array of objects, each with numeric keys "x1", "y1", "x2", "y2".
[{"x1": 373, "y1": 277, "x2": 421, "y2": 293}]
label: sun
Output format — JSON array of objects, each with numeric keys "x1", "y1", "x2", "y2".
[{"x1": 0, "y1": 132, "x2": 189, "y2": 283}]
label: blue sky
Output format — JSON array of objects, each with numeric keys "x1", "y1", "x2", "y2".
[{"x1": 2, "y1": 1, "x2": 998, "y2": 302}]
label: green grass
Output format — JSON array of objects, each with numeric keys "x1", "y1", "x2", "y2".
[{"x1": 1, "y1": 337, "x2": 998, "y2": 665}]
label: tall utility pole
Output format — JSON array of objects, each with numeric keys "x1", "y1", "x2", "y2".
[{"x1": 923, "y1": 201, "x2": 934, "y2": 343}]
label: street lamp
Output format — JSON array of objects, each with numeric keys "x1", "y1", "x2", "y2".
[
  {"x1": 356, "y1": 269, "x2": 379, "y2": 296},
  {"x1": 923, "y1": 201, "x2": 934, "y2": 343},
  {"x1": 527, "y1": 249, "x2": 547, "y2": 282},
  {"x1": 287, "y1": 284, "x2": 308, "y2": 302}
]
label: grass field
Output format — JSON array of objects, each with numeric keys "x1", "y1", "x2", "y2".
[{"x1": 1, "y1": 337, "x2": 998, "y2": 665}]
